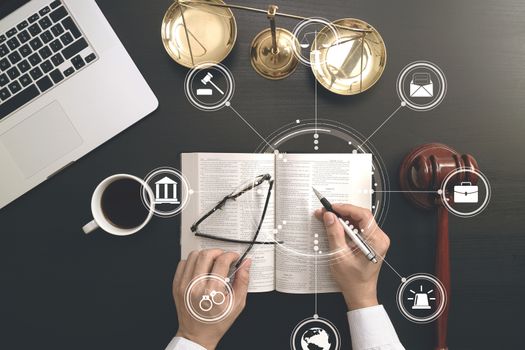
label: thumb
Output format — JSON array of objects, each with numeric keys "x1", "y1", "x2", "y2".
[
  {"x1": 323, "y1": 212, "x2": 347, "y2": 251},
  {"x1": 232, "y1": 258, "x2": 252, "y2": 308}
]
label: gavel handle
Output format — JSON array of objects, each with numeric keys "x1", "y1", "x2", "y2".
[{"x1": 435, "y1": 205, "x2": 450, "y2": 350}]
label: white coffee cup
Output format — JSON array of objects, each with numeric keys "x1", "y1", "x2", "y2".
[{"x1": 82, "y1": 174, "x2": 155, "y2": 235}]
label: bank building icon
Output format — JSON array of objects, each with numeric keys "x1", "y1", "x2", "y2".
[{"x1": 154, "y1": 176, "x2": 180, "y2": 204}]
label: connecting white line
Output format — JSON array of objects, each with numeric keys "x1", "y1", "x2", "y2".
[
  {"x1": 314, "y1": 251, "x2": 318, "y2": 316},
  {"x1": 378, "y1": 254, "x2": 405, "y2": 281},
  {"x1": 223, "y1": 78, "x2": 411, "y2": 301},
  {"x1": 359, "y1": 104, "x2": 404, "y2": 149},
  {"x1": 314, "y1": 79, "x2": 318, "y2": 134},
  {"x1": 373, "y1": 190, "x2": 440, "y2": 193},
  {"x1": 369, "y1": 245, "x2": 405, "y2": 281},
  {"x1": 228, "y1": 104, "x2": 276, "y2": 151}
]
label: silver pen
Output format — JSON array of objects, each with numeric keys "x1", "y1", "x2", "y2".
[{"x1": 313, "y1": 187, "x2": 378, "y2": 263}]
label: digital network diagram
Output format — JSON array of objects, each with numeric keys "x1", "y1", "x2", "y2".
[{"x1": 157, "y1": 16, "x2": 493, "y2": 350}]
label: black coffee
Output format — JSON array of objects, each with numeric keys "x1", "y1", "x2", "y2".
[{"x1": 101, "y1": 178, "x2": 149, "y2": 229}]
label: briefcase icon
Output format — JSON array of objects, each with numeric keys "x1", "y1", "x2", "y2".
[
  {"x1": 454, "y1": 182, "x2": 479, "y2": 203},
  {"x1": 410, "y1": 72, "x2": 433, "y2": 97}
]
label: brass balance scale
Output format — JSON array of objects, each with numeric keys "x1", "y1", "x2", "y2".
[{"x1": 161, "y1": 0, "x2": 387, "y2": 95}]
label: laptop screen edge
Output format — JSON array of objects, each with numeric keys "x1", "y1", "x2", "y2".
[{"x1": 0, "y1": 0, "x2": 31, "y2": 21}]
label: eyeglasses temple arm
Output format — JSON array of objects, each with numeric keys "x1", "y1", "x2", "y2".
[
  {"x1": 191, "y1": 174, "x2": 271, "y2": 232},
  {"x1": 235, "y1": 180, "x2": 274, "y2": 268},
  {"x1": 190, "y1": 196, "x2": 230, "y2": 232},
  {"x1": 195, "y1": 232, "x2": 283, "y2": 244},
  {"x1": 229, "y1": 174, "x2": 271, "y2": 200}
]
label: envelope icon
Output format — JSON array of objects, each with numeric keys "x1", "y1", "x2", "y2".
[
  {"x1": 454, "y1": 182, "x2": 479, "y2": 203},
  {"x1": 410, "y1": 73, "x2": 433, "y2": 97}
]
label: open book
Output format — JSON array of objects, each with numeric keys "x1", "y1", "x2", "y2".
[{"x1": 181, "y1": 153, "x2": 372, "y2": 294}]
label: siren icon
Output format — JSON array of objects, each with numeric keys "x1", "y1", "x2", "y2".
[
  {"x1": 396, "y1": 273, "x2": 447, "y2": 324},
  {"x1": 408, "y1": 284, "x2": 436, "y2": 310}
]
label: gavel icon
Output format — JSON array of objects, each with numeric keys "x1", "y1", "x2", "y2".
[
  {"x1": 201, "y1": 72, "x2": 224, "y2": 95},
  {"x1": 399, "y1": 143, "x2": 479, "y2": 350}
]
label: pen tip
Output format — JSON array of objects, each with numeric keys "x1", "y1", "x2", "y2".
[{"x1": 312, "y1": 187, "x2": 323, "y2": 200}]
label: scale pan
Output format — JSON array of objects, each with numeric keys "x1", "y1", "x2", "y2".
[
  {"x1": 310, "y1": 18, "x2": 386, "y2": 95},
  {"x1": 161, "y1": 0, "x2": 237, "y2": 68}
]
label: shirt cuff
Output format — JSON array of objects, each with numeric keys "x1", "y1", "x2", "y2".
[
  {"x1": 347, "y1": 305, "x2": 405, "y2": 350},
  {"x1": 165, "y1": 336, "x2": 207, "y2": 350}
]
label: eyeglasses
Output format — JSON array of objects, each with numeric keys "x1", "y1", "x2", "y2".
[{"x1": 191, "y1": 174, "x2": 282, "y2": 268}]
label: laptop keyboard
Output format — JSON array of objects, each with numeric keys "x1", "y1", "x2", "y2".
[{"x1": 0, "y1": 0, "x2": 97, "y2": 121}]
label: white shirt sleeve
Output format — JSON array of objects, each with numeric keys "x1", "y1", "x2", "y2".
[
  {"x1": 165, "y1": 336, "x2": 207, "y2": 350},
  {"x1": 347, "y1": 305, "x2": 405, "y2": 350},
  {"x1": 166, "y1": 305, "x2": 403, "y2": 350}
]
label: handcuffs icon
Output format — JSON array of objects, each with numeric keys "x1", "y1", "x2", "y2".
[{"x1": 198, "y1": 289, "x2": 226, "y2": 312}]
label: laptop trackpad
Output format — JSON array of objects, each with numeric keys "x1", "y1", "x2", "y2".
[{"x1": 0, "y1": 101, "x2": 83, "y2": 178}]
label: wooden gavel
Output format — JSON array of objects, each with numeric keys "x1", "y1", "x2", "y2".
[{"x1": 399, "y1": 143, "x2": 479, "y2": 350}]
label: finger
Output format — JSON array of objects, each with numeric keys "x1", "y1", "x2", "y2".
[
  {"x1": 359, "y1": 222, "x2": 383, "y2": 242},
  {"x1": 193, "y1": 248, "x2": 224, "y2": 277},
  {"x1": 367, "y1": 229, "x2": 390, "y2": 257},
  {"x1": 315, "y1": 205, "x2": 375, "y2": 229},
  {"x1": 332, "y1": 204, "x2": 382, "y2": 244},
  {"x1": 173, "y1": 259, "x2": 186, "y2": 287},
  {"x1": 180, "y1": 250, "x2": 200, "y2": 287},
  {"x1": 314, "y1": 208, "x2": 326, "y2": 221},
  {"x1": 211, "y1": 252, "x2": 240, "y2": 278},
  {"x1": 331, "y1": 203, "x2": 375, "y2": 228},
  {"x1": 322, "y1": 212, "x2": 347, "y2": 251},
  {"x1": 331, "y1": 204, "x2": 385, "y2": 255},
  {"x1": 232, "y1": 258, "x2": 252, "y2": 309},
  {"x1": 316, "y1": 205, "x2": 379, "y2": 244},
  {"x1": 208, "y1": 252, "x2": 240, "y2": 293}
]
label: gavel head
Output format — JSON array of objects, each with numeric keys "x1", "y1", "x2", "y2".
[
  {"x1": 201, "y1": 72, "x2": 213, "y2": 85},
  {"x1": 399, "y1": 143, "x2": 479, "y2": 209}
]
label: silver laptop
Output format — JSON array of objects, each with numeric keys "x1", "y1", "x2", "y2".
[{"x1": 0, "y1": 0, "x2": 158, "y2": 209}]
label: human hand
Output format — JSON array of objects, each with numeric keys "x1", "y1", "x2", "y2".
[
  {"x1": 173, "y1": 249, "x2": 252, "y2": 350},
  {"x1": 314, "y1": 204, "x2": 390, "y2": 311}
]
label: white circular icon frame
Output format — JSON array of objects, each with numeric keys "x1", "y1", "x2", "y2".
[
  {"x1": 441, "y1": 168, "x2": 491, "y2": 218},
  {"x1": 396, "y1": 61, "x2": 447, "y2": 111},
  {"x1": 141, "y1": 167, "x2": 191, "y2": 218},
  {"x1": 290, "y1": 316, "x2": 341, "y2": 350},
  {"x1": 396, "y1": 273, "x2": 447, "y2": 324},
  {"x1": 184, "y1": 274, "x2": 234, "y2": 324},
  {"x1": 184, "y1": 62, "x2": 235, "y2": 112}
]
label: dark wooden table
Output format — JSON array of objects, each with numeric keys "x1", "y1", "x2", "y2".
[{"x1": 1, "y1": 0, "x2": 524, "y2": 348}]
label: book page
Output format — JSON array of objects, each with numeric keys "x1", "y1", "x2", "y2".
[
  {"x1": 275, "y1": 153, "x2": 372, "y2": 294},
  {"x1": 181, "y1": 153, "x2": 276, "y2": 293}
]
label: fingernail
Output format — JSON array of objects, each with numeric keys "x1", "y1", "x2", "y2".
[
  {"x1": 324, "y1": 212, "x2": 335, "y2": 226},
  {"x1": 314, "y1": 208, "x2": 322, "y2": 216}
]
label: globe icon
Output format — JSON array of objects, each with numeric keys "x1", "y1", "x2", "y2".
[{"x1": 300, "y1": 327, "x2": 332, "y2": 350}]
